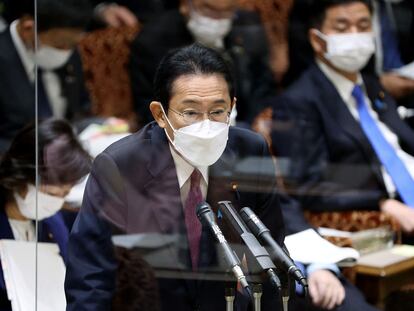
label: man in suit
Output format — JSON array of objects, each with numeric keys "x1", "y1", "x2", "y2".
[
  {"x1": 273, "y1": 0, "x2": 414, "y2": 230},
  {"x1": 0, "y1": 0, "x2": 92, "y2": 152},
  {"x1": 65, "y1": 44, "x2": 285, "y2": 310},
  {"x1": 129, "y1": 0, "x2": 277, "y2": 127},
  {"x1": 271, "y1": 0, "x2": 414, "y2": 309}
]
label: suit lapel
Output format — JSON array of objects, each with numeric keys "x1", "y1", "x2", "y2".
[
  {"x1": 311, "y1": 66, "x2": 385, "y2": 183},
  {"x1": 143, "y1": 126, "x2": 184, "y2": 235}
]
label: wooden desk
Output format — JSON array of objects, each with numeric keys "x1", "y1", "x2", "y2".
[{"x1": 354, "y1": 245, "x2": 414, "y2": 309}]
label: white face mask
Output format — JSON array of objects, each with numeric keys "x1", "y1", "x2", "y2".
[
  {"x1": 187, "y1": 10, "x2": 232, "y2": 49},
  {"x1": 14, "y1": 184, "x2": 65, "y2": 220},
  {"x1": 315, "y1": 30, "x2": 375, "y2": 73},
  {"x1": 162, "y1": 107, "x2": 230, "y2": 167},
  {"x1": 35, "y1": 45, "x2": 72, "y2": 70}
]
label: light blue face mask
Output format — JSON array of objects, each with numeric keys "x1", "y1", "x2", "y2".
[
  {"x1": 14, "y1": 184, "x2": 65, "y2": 220},
  {"x1": 186, "y1": 10, "x2": 232, "y2": 49},
  {"x1": 314, "y1": 30, "x2": 375, "y2": 73},
  {"x1": 34, "y1": 45, "x2": 73, "y2": 70}
]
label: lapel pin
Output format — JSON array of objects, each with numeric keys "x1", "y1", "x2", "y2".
[{"x1": 374, "y1": 99, "x2": 387, "y2": 111}]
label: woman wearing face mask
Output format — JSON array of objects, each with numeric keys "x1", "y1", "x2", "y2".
[{"x1": 0, "y1": 119, "x2": 91, "y2": 311}]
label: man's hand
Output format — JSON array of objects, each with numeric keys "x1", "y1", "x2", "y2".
[
  {"x1": 96, "y1": 3, "x2": 138, "y2": 28},
  {"x1": 308, "y1": 269, "x2": 345, "y2": 310},
  {"x1": 380, "y1": 199, "x2": 414, "y2": 233},
  {"x1": 380, "y1": 73, "x2": 414, "y2": 99}
]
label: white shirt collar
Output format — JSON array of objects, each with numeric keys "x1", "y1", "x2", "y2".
[
  {"x1": 169, "y1": 144, "x2": 208, "y2": 188},
  {"x1": 10, "y1": 20, "x2": 35, "y2": 81},
  {"x1": 316, "y1": 59, "x2": 364, "y2": 104}
]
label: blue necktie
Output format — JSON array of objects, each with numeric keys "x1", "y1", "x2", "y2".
[{"x1": 352, "y1": 85, "x2": 414, "y2": 207}]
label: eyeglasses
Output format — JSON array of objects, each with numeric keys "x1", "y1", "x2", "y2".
[{"x1": 169, "y1": 107, "x2": 230, "y2": 124}]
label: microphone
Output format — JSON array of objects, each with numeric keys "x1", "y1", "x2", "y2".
[
  {"x1": 217, "y1": 201, "x2": 282, "y2": 292},
  {"x1": 239, "y1": 207, "x2": 308, "y2": 289},
  {"x1": 196, "y1": 202, "x2": 250, "y2": 292}
]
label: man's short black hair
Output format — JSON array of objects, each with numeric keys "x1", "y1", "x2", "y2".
[
  {"x1": 18, "y1": 0, "x2": 92, "y2": 32},
  {"x1": 153, "y1": 44, "x2": 235, "y2": 110},
  {"x1": 309, "y1": 0, "x2": 373, "y2": 29}
]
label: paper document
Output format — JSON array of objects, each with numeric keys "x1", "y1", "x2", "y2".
[
  {"x1": 0, "y1": 240, "x2": 66, "y2": 311},
  {"x1": 393, "y1": 61, "x2": 414, "y2": 80},
  {"x1": 112, "y1": 233, "x2": 180, "y2": 249},
  {"x1": 79, "y1": 123, "x2": 130, "y2": 158},
  {"x1": 318, "y1": 227, "x2": 352, "y2": 238},
  {"x1": 285, "y1": 229, "x2": 360, "y2": 265}
]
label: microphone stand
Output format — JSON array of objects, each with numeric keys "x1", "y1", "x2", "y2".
[
  {"x1": 225, "y1": 286, "x2": 235, "y2": 311},
  {"x1": 252, "y1": 284, "x2": 262, "y2": 311},
  {"x1": 279, "y1": 272, "x2": 290, "y2": 311}
]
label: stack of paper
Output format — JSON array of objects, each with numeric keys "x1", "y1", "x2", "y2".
[
  {"x1": 394, "y1": 61, "x2": 414, "y2": 80},
  {"x1": 285, "y1": 229, "x2": 360, "y2": 266},
  {"x1": 79, "y1": 122, "x2": 130, "y2": 158},
  {"x1": 0, "y1": 240, "x2": 66, "y2": 311}
]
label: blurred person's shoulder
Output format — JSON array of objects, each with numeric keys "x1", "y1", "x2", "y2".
[
  {"x1": 99, "y1": 122, "x2": 163, "y2": 164},
  {"x1": 228, "y1": 9, "x2": 269, "y2": 55},
  {"x1": 278, "y1": 64, "x2": 328, "y2": 106},
  {"x1": 228, "y1": 126, "x2": 267, "y2": 151},
  {"x1": 0, "y1": 29, "x2": 15, "y2": 62},
  {"x1": 135, "y1": 9, "x2": 189, "y2": 42}
]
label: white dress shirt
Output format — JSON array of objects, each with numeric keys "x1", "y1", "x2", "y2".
[
  {"x1": 10, "y1": 20, "x2": 67, "y2": 118},
  {"x1": 317, "y1": 60, "x2": 414, "y2": 197},
  {"x1": 169, "y1": 144, "x2": 209, "y2": 207},
  {"x1": 8, "y1": 219, "x2": 36, "y2": 242}
]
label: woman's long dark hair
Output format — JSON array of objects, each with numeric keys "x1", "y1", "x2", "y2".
[{"x1": 0, "y1": 119, "x2": 92, "y2": 192}]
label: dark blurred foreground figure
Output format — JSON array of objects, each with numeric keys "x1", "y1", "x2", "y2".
[
  {"x1": 0, "y1": 119, "x2": 91, "y2": 311},
  {"x1": 65, "y1": 44, "x2": 285, "y2": 311},
  {"x1": 112, "y1": 247, "x2": 161, "y2": 311},
  {"x1": 0, "y1": 0, "x2": 92, "y2": 153},
  {"x1": 130, "y1": 0, "x2": 277, "y2": 127}
]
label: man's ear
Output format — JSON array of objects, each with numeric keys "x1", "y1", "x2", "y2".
[
  {"x1": 309, "y1": 28, "x2": 326, "y2": 56},
  {"x1": 179, "y1": 1, "x2": 190, "y2": 18},
  {"x1": 231, "y1": 97, "x2": 237, "y2": 110},
  {"x1": 18, "y1": 17, "x2": 35, "y2": 47},
  {"x1": 149, "y1": 101, "x2": 167, "y2": 128}
]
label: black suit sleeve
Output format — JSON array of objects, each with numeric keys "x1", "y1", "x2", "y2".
[{"x1": 65, "y1": 152, "x2": 127, "y2": 311}]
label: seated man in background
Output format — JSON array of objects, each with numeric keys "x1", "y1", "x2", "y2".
[
  {"x1": 0, "y1": 0, "x2": 92, "y2": 153},
  {"x1": 285, "y1": 0, "x2": 414, "y2": 128},
  {"x1": 272, "y1": 0, "x2": 414, "y2": 235},
  {"x1": 129, "y1": 0, "x2": 277, "y2": 127}
]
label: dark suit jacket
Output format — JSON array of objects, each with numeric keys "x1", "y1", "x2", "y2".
[
  {"x1": 271, "y1": 64, "x2": 414, "y2": 221},
  {"x1": 129, "y1": 10, "x2": 277, "y2": 125},
  {"x1": 0, "y1": 200, "x2": 69, "y2": 311},
  {"x1": 0, "y1": 29, "x2": 90, "y2": 152},
  {"x1": 65, "y1": 122, "x2": 285, "y2": 311}
]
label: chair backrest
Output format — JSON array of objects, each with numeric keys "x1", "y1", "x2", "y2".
[
  {"x1": 78, "y1": 25, "x2": 141, "y2": 123},
  {"x1": 238, "y1": 0, "x2": 294, "y2": 83}
]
